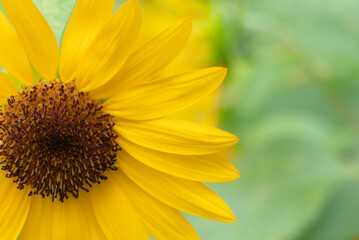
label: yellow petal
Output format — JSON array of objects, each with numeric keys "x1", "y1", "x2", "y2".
[
  {"x1": 51, "y1": 197, "x2": 90, "y2": 240},
  {"x1": 119, "y1": 152, "x2": 236, "y2": 222},
  {"x1": 90, "y1": 17, "x2": 192, "y2": 100},
  {"x1": 21, "y1": 194, "x2": 106, "y2": 240},
  {"x1": 90, "y1": 175, "x2": 150, "y2": 239},
  {"x1": 76, "y1": 0, "x2": 142, "y2": 92},
  {"x1": 113, "y1": 170, "x2": 200, "y2": 240},
  {"x1": 20, "y1": 196, "x2": 53, "y2": 240},
  {"x1": 118, "y1": 136, "x2": 239, "y2": 182},
  {"x1": 2, "y1": 0, "x2": 59, "y2": 80},
  {"x1": 77, "y1": 195, "x2": 107, "y2": 240},
  {"x1": 115, "y1": 117, "x2": 238, "y2": 155},
  {"x1": 60, "y1": 0, "x2": 115, "y2": 83},
  {"x1": 0, "y1": 175, "x2": 31, "y2": 239},
  {"x1": 104, "y1": 67, "x2": 227, "y2": 120},
  {"x1": 0, "y1": 72, "x2": 18, "y2": 104},
  {"x1": 0, "y1": 174, "x2": 12, "y2": 203},
  {"x1": 0, "y1": 11, "x2": 33, "y2": 85}
]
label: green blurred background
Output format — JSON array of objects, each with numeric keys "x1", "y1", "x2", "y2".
[
  {"x1": 202, "y1": 0, "x2": 359, "y2": 239},
  {"x1": 7, "y1": 0, "x2": 359, "y2": 239}
]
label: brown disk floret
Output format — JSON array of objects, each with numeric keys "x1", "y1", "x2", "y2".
[{"x1": 0, "y1": 79, "x2": 121, "y2": 202}]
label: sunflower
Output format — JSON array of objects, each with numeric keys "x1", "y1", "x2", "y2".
[{"x1": 0, "y1": 0, "x2": 239, "y2": 239}]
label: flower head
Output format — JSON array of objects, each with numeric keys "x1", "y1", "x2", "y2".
[{"x1": 0, "y1": 0, "x2": 239, "y2": 239}]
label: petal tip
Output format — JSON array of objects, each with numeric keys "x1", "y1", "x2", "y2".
[
  {"x1": 122, "y1": 0, "x2": 142, "y2": 17},
  {"x1": 128, "y1": 0, "x2": 141, "y2": 9},
  {"x1": 228, "y1": 216, "x2": 237, "y2": 223},
  {"x1": 219, "y1": 210, "x2": 237, "y2": 223},
  {"x1": 224, "y1": 209, "x2": 237, "y2": 223},
  {"x1": 223, "y1": 169, "x2": 240, "y2": 182},
  {"x1": 231, "y1": 168, "x2": 241, "y2": 180},
  {"x1": 216, "y1": 67, "x2": 228, "y2": 77},
  {"x1": 207, "y1": 67, "x2": 228, "y2": 81},
  {"x1": 228, "y1": 133, "x2": 240, "y2": 146}
]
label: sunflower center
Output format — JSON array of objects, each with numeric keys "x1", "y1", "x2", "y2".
[{"x1": 0, "y1": 79, "x2": 120, "y2": 202}]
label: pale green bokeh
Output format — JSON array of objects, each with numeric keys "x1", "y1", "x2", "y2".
[{"x1": 188, "y1": 0, "x2": 359, "y2": 239}]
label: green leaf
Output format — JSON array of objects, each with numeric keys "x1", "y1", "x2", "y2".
[{"x1": 298, "y1": 180, "x2": 359, "y2": 240}]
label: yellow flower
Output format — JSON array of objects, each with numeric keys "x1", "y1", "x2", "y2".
[
  {"x1": 141, "y1": 0, "x2": 219, "y2": 125},
  {"x1": 0, "y1": 0, "x2": 239, "y2": 239}
]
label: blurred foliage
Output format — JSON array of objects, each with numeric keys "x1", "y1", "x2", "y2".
[
  {"x1": 299, "y1": 180, "x2": 359, "y2": 240},
  {"x1": 186, "y1": 0, "x2": 359, "y2": 240}
]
